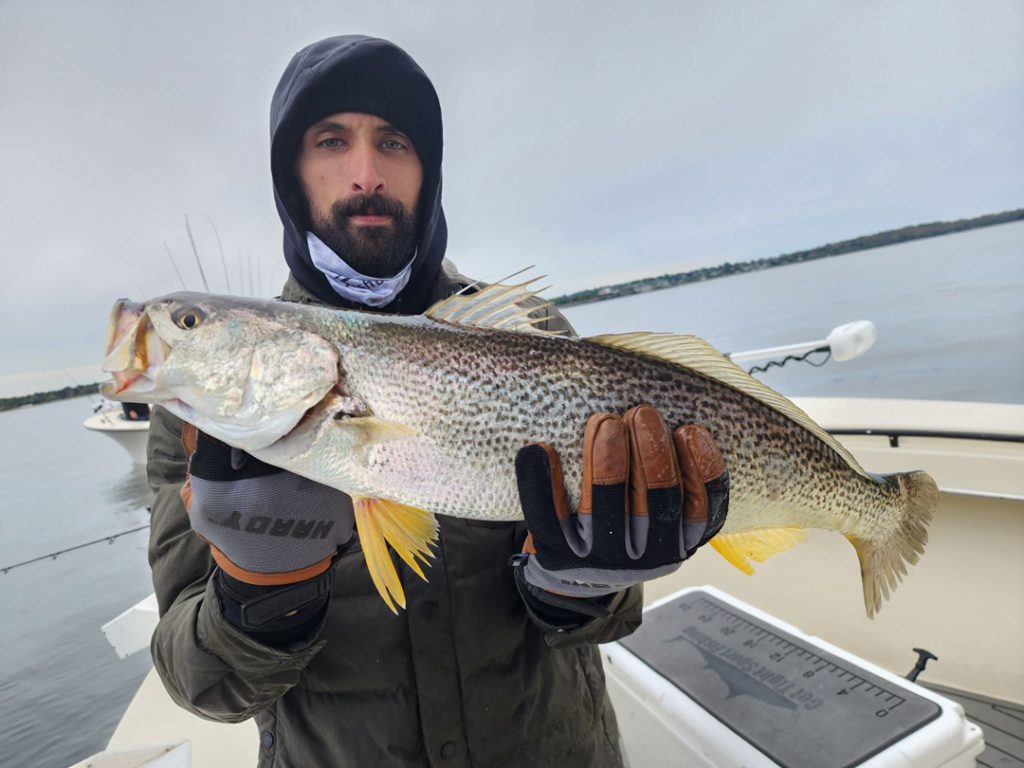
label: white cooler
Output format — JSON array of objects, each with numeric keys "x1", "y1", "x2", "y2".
[{"x1": 602, "y1": 586, "x2": 984, "y2": 768}]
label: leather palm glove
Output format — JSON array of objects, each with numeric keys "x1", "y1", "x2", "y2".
[
  {"x1": 181, "y1": 424, "x2": 354, "y2": 634},
  {"x1": 513, "y1": 405, "x2": 729, "y2": 606}
]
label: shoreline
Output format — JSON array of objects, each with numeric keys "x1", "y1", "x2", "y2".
[
  {"x1": 6, "y1": 207, "x2": 1021, "y2": 411},
  {"x1": 1, "y1": 384, "x2": 102, "y2": 413},
  {"x1": 550, "y1": 208, "x2": 1024, "y2": 307}
]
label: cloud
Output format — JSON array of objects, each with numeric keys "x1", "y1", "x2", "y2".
[{"x1": 2, "y1": 0, "x2": 1022, "y2": 394}]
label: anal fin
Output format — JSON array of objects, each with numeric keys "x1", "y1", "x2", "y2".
[
  {"x1": 352, "y1": 495, "x2": 439, "y2": 614},
  {"x1": 709, "y1": 527, "x2": 808, "y2": 574}
]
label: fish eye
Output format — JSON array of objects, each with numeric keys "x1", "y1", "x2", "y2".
[{"x1": 173, "y1": 307, "x2": 205, "y2": 330}]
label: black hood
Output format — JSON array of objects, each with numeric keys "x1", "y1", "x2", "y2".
[{"x1": 270, "y1": 35, "x2": 446, "y2": 313}]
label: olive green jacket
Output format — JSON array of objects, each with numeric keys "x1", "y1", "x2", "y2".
[{"x1": 147, "y1": 265, "x2": 643, "y2": 767}]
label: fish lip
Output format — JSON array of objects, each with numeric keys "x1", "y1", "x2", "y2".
[{"x1": 102, "y1": 299, "x2": 172, "y2": 399}]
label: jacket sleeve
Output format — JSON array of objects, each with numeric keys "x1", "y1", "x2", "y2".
[
  {"x1": 522, "y1": 581, "x2": 644, "y2": 649},
  {"x1": 147, "y1": 406, "x2": 327, "y2": 723}
]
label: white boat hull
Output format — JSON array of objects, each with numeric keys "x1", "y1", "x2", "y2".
[{"x1": 83, "y1": 409, "x2": 150, "y2": 465}]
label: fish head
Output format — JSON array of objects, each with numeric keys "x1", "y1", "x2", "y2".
[{"x1": 101, "y1": 292, "x2": 339, "y2": 451}]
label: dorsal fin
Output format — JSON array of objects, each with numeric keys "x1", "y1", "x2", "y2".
[
  {"x1": 425, "y1": 274, "x2": 566, "y2": 335},
  {"x1": 587, "y1": 332, "x2": 871, "y2": 478}
]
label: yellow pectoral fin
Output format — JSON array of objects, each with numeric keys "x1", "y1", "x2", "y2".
[
  {"x1": 352, "y1": 495, "x2": 439, "y2": 614},
  {"x1": 709, "y1": 527, "x2": 808, "y2": 575},
  {"x1": 340, "y1": 416, "x2": 417, "y2": 444}
]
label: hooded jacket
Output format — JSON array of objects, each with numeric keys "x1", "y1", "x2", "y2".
[
  {"x1": 147, "y1": 35, "x2": 641, "y2": 768},
  {"x1": 271, "y1": 35, "x2": 448, "y2": 313}
]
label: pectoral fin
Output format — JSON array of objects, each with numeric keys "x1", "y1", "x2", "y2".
[
  {"x1": 338, "y1": 416, "x2": 416, "y2": 444},
  {"x1": 709, "y1": 527, "x2": 808, "y2": 574},
  {"x1": 351, "y1": 495, "x2": 439, "y2": 613}
]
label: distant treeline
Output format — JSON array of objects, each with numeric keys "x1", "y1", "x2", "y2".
[
  {"x1": 1, "y1": 383, "x2": 100, "y2": 412},
  {"x1": 8, "y1": 207, "x2": 1022, "y2": 409},
  {"x1": 551, "y1": 207, "x2": 1024, "y2": 307}
]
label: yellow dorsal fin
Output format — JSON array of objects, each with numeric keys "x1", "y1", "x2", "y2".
[
  {"x1": 351, "y1": 495, "x2": 439, "y2": 614},
  {"x1": 586, "y1": 332, "x2": 870, "y2": 479},
  {"x1": 424, "y1": 273, "x2": 565, "y2": 335},
  {"x1": 709, "y1": 527, "x2": 809, "y2": 574}
]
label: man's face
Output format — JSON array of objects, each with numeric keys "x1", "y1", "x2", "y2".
[{"x1": 295, "y1": 112, "x2": 424, "y2": 278}]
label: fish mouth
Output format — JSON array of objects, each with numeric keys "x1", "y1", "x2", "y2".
[{"x1": 100, "y1": 299, "x2": 171, "y2": 400}]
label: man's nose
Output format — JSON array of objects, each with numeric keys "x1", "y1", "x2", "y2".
[{"x1": 350, "y1": 146, "x2": 385, "y2": 194}]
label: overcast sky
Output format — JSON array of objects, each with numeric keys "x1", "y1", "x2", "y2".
[{"x1": 1, "y1": 0, "x2": 1022, "y2": 396}]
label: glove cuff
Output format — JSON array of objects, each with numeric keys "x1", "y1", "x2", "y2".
[
  {"x1": 215, "y1": 566, "x2": 334, "y2": 635},
  {"x1": 511, "y1": 558, "x2": 613, "y2": 625},
  {"x1": 518, "y1": 552, "x2": 681, "y2": 598},
  {"x1": 209, "y1": 542, "x2": 334, "y2": 587}
]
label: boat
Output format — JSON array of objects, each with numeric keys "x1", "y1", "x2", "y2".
[
  {"x1": 83, "y1": 406, "x2": 150, "y2": 465},
  {"x1": 73, "y1": 328, "x2": 1024, "y2": 767}
]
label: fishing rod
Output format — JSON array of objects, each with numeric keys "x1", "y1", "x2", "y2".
[
  {"x1": 0, "y1": 524, "x2": 151, "y2": 574},
  {"x1": 45, "y1": 352, "x2": 106, "y2": 410}
]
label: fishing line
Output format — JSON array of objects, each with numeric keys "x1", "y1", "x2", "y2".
[
  {"x1": 45, "y1": 352, "x2": 104, "y2": 410},
  {"x1": 746, "y1": 346, "x2": 832, "y2": 376},
  {"x1": 0, "y1": 524, "x2": 151, "y2": 574}
]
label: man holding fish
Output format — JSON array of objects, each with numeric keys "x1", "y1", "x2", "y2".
[{"x1": 141, "y1": 35, "x2": 730, "y2": 767}]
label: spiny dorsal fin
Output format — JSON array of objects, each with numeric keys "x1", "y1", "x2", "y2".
[
  {"x1": 709, "y1": 527, "x2": 809, "y2": 574},
  {"x1": 587, "y1": 332, "x2": 870, "y2": 478},
  {"x1": 425, "y1": 274, "x2": 566, "y2": 335}
]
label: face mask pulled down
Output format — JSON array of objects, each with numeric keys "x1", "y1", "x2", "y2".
[{"x1": 307, "y1": 193, "x2": 418, "y2": 307}]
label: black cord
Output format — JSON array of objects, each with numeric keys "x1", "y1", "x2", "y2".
[{"x1": 747, "y1": 345, "x2": 832, "y2": 376}]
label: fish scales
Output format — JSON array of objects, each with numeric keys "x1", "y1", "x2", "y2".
[
  {"x1": 101, "y1": 286, "x2": 936, "y2": 616},
  {"x1": 297, "y1": 311, "x2": 899, "y2": 540}
]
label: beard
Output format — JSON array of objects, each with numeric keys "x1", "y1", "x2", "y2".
[{"x1": 308, "y1": 193, "x2": 418, "y2": 278}]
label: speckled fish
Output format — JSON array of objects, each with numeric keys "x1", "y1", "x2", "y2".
[{"x1": 101, "y1": 279, "x2": 937, "y2": 616}]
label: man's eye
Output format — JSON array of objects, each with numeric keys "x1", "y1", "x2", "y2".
[
  {"x1": 319, "y1": 137, "x2": 344, "y2": 149},
  {"x1": 381, "y1": 138, "x2": 406, "y2": 151}
]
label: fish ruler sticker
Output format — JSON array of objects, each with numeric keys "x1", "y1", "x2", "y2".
[{"x1": 620, "y1": 591, "x2": 941, "y2": 768}]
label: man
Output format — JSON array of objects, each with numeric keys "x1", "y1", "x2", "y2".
[
  {"x1": 148, "y1": 35, "x2": 728, "y2": 767},
  {"x1": 121, "y1": 402, "x2": 150, "y2": 421}
]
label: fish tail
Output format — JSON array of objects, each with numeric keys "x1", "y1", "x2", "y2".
[
  {"x1": 351, "y1": 495, "x2": 439, "y2": 614},
  {"x1": 846, "y1": 470, "x2": 938, "y2": 619}
]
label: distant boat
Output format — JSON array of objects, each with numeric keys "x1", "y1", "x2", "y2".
[{"x1": 83, "y1": 406, "x2": 149, "y2": 465}]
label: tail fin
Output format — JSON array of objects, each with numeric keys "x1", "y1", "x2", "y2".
[{"x1": 846, "y1": 471, "x2": 938, "y2": 618}]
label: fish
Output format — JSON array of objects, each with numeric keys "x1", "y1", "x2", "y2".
[{"x1": 101, "y1": 278, "x2": 937, "y2": 616}]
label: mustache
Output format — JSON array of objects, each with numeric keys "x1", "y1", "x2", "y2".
[{"x1": 333, "y1": 194, "x2": 410, "y2": 220}]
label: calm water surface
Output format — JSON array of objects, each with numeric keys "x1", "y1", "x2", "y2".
[
  {"x1": 0, "y1": 397, "x2": 153, "y2": 768},
  {"x1": 1, "y1": 222, "x2": 1021, "y2": 767},
  {"x1": 566, "y1": 221, "x2": 1024, "y2": 403}
]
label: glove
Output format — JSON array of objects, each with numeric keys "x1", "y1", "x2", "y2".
[
  {"x1": 513, "y1": 404, "x2": 729, "y2": 599},
  {"x1": 181, "y1": 424, "x2": 355, "y2": 590}
]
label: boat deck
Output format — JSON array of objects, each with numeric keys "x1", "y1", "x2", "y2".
[{"x1": 926, "y1": 684, "x2": 1024, "y2": 767}]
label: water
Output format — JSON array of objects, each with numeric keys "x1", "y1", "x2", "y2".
[
  {"x1": 0, "y1": 222, "x2": 1020, "y2": 768},
  {"x1": 0, "y1": 398, "x2": 154, "y2": 768},
  {"x1": 565, "y1": 221, "x2": 1024, "y2": 404}
]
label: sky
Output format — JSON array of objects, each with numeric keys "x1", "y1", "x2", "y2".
[{"x1": 1, "y1": 0, "x2": 1022, "y2": 396}]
